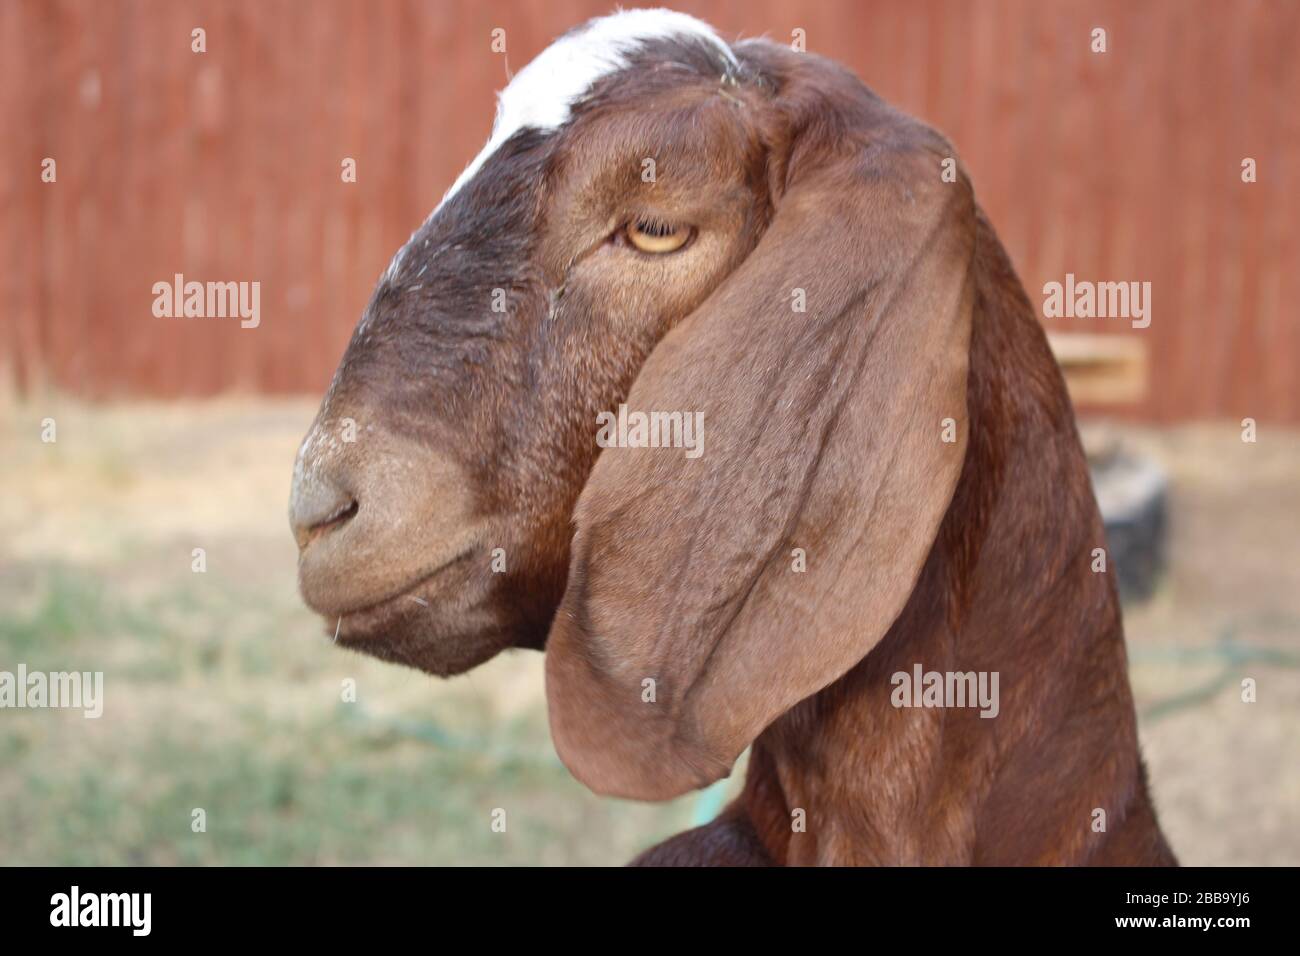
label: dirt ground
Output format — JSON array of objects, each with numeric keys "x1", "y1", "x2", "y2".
[{"x1": 1, "y1": 399, "x2": 1296, "y2": 865}]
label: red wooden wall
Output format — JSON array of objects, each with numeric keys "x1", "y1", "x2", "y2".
[{"x1": 2, "y1": 0, "x2": 1296, "y2": 421}]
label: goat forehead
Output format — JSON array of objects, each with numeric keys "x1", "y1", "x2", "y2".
[
  {"x1": 443, "y1": 9, "x2": 733, "y2": 207},
  {"x1": 382, "y1": 10, "x2": 733, "y2": 285}
]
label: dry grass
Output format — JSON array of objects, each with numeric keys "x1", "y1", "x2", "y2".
[{"x1": 1, "y1": 399, "x2": 1297, "y2": 864}]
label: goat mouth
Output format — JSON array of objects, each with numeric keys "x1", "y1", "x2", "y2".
[
  {"x1": 332, "y1": 548, "x2": 480, "y2": 624},
  {"x1": 320, "y1": 547, "x2": 479, "y2": 638},
  {"x1": 324, "y1": 547, "x2": 513, "y2": 677}
]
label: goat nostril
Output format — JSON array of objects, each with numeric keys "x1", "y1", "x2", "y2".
[
  {"x1": 300, "y1": 498, "x2": 358, "y2": 547},
  {"x1": 290, "y1": 472, "x2": 360, "y2": 551}
]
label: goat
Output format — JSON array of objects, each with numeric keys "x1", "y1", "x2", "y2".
[{"x1": 289, "y1": 9, "x2": 1177, "y2": 866}]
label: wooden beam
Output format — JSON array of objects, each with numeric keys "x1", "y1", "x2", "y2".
[{"x1": 1047, "y1": 333, "x2": 1148, "y2": 406}]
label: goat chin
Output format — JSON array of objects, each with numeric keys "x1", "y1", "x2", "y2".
[{"x1": 330, "y1": 596, "x2": 515, "y2": 679}]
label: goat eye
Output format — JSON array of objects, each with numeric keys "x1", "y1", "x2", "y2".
[{"x1": 625, "y1": 218, "x2": 691, "y2": 254}]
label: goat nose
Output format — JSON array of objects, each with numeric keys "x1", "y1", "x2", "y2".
[{"x1": 289, "y1": 469, "x2": 358, "y2": 550}]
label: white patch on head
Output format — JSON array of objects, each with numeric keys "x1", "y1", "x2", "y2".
[
  {"x1": 381, "y1": 9, "x2": 734, "y2": 284},
  {"x1": 443, "y1": 8, "x2": 734, "y2": 205}
]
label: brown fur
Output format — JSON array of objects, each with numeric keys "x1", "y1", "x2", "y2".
[{"x1": 291, "y1": 30, "x2": 1175, "y2": 866}]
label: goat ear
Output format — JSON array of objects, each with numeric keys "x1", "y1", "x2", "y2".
[{"x1": 546, "y1": 57, "x2": 978, "y2": 800}]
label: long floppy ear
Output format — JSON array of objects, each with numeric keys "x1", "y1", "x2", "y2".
[{"x1": 546, "y1": 48, "x2": 977, "y2": 800}]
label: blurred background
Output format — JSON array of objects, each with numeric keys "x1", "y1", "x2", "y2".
[{"x1": 1, "y1": 0, "x2": 1297, "y2": 865}]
